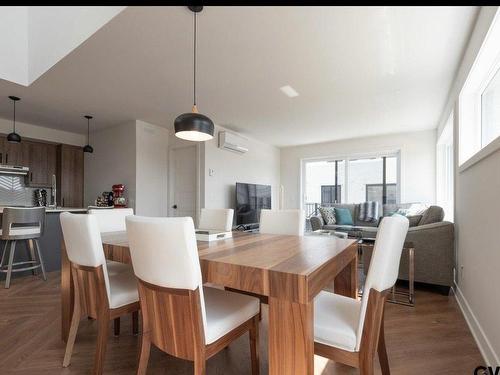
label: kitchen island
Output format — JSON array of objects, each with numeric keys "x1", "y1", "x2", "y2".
[{"x1": 0, "y1": 207, "x2": 87, "y2": 281}]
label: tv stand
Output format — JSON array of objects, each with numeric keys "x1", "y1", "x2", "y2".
[{"x1": 236, "y1": 223, "x2": 260, "y2": 232}]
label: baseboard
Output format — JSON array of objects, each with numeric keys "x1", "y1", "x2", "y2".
[{"x1": 454, "y1": 285, "x2": 499, "y2": 366}]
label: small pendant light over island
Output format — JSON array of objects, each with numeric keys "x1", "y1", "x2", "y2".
[
  {"x1": 83, "y1": 115, "x2": 94, "y2": 153},
  {"x1": 7, "y1": 96, "x2": 21, "y2": 143}
]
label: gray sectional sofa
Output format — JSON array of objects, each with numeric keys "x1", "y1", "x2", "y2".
[{"x1": 310, "y1": 203, "x2": 454, "y2": 293}]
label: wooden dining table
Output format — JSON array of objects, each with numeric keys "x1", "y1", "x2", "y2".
[{"x1": 61, "y1": 231, "x2": 358, "y2": 375}]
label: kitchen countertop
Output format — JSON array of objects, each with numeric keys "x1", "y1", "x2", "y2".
[{"x1": 0, "y1": 206, "x2": 87, "y2": 213}]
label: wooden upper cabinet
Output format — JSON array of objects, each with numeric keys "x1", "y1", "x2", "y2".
[
  {"x1": 57, "y1": 144, "x2": 84, "y2": 208},
  {"x1": 0, "y1": 137, "x2": 26, "y2": 166},
  {"x1": 24, "y1": 141, "x2": 57, "y2": 187}
]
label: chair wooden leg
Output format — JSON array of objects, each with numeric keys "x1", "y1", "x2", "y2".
[
  {"x1": 194, "y1": 358, "x2": 206, "y2": 375},
  {"x1": 249, "y1": 315, "x2": 260, "y2": 375},
  {"x1": 94, "y1": 317, "x2": 110, "y2": 375},
  {"x1": 378, "y1": 317, "x2": 390, "y2": 375},
  {"x1": 137, "y1": 331, "x2": 151, "y2": 375},
  {"x1": 359, "y1": 356, "x2": 374, "y2": 375},
  {"x1": 114, "y1": 317, "x2": 120, "y2": 336},
  {"x1": 132, "y1": 311, "x2": 139, "y2": 335},
  {"x1": 63, "y1": 294, "x2": 82, "y2": 367}
]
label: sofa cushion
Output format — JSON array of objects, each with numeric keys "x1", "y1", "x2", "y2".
[
  {"x1": 335, "y1": 207, "x2": 354, "y2": 225},
  {"x1": 407, "y1": 215, "x2": 423, "y2": 227},
  {"x1": 419, "y1": 206, "x2": 444, "y2": 225},
  {"x1": 318, "y1": 206, "x2": 336, "y2": 225}
]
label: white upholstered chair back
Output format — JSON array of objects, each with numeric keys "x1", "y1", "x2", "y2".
[
  {"x1": 126, "y1": 216, "x2": 207, "y2": 328},
  {"x1": 355, "y1": 215, "x2": 409, "y2": 350},
  {"x1": 88, "y1": 208, "x2": 134, "y2": 233},
  {"x1": 259, "y1": 209, "x2": 305, "y2": 236},
  {"x1": 198, "y1": 208, "x2": 234, "y2": 232},
  {"x1": 60, "y1": 212, "x2": 111, "y2": 299}
]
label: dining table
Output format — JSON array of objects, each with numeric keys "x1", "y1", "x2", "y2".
[{"x1": 61, "y1": 231, "x2": 358, "y2": 375}]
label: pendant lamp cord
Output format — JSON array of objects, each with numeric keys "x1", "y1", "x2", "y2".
[
  {"x1": 193, "y1": 11, "x2": 197, "y2": 107},
  {"x1": 13, "y1": 99, "x2": 16, "y2": 133},
  {"x1": 87, "y1": 118, "x2": 90, "y2": 144}
]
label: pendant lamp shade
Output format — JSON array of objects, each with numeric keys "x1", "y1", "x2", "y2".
[
  {"x1": 174, "y1": 6, "x2": 214, "y2": 142},
  {"x1": 7, "y1": 96, "x2": 21, "y2": 144},
  {"x1": 83, "y1": 115, "x2": 94, "y2": 153}
]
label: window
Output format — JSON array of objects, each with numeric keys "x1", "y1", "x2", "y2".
[
  {"x1": 481, "y1": 66, "x2": 500, "y2": 147},
  {"x1": 303, "y1": 153, "x2": 399, "y2": 214},
  {"x1": 321, "y1": 185, "x2": 342, "y2": 204},
  {"x1": 366, "y1": 184, "x2": 397, "y2": 205},
  {"x1": 459, "y1": 10, "x2": 500, "y2": 167},
  {"x1": 437, "y1": 114, "x2": 454, "y2": 221}
]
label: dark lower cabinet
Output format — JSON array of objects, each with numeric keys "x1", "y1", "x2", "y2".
[{"x1": 57, "y1": 144, "x2": 84, "y2": 207}]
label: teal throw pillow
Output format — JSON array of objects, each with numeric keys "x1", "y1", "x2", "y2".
[{"x1": 335, "y1": 207, "x2": 354, "y2": 225}]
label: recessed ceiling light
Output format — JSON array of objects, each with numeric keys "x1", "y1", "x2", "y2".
[{"x1": 280, "y1": 85, "x2": 299, "y2": 98}]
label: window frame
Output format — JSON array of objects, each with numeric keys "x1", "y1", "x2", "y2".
[
  {"x1": 459, "y1": 10, "x2": 500, "y2": 171},
  {"x1": 300, "y1": 150, "x2": 401, "y2": 211}
]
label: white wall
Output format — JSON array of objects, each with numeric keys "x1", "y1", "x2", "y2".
[
  {"x1": 84, "y1": 121, "x2": 137, "y2": 209},
  {"x1": 84, "y1": 119, "x2": 168, "y2": 216},
  {"x1": 28, "y1": 6, "x2": 125, "y2": 84},
  {"x1": 0, "y1": 117, "x2": 85, "y2": 146},
  {"x1": 280, "y1": 129, "x2": 436, "y2": 209},
  {"x1": 434, "y1": 6, "x2": 500, "y2": 366},
  {"x1": 0, "y1": 6, "x2": 125, "y2": 85},
  {"x1": 135, "y1": 120, "x2": 168, "y2": 216},
  {"x1": 0, "y1": 6, "x2": 28, "y2": 85},
  {"x1": 202, "y1": 125, "x2": 281, "y2": 211}
]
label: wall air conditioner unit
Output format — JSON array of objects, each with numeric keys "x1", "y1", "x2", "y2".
[{"x1": 218, "y1": 131, "x2": 249, "y2": 154}]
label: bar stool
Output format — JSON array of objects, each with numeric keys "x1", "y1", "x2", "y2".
[{"x1": 0, "y1": 207, "x2": 47, "y2": 288}]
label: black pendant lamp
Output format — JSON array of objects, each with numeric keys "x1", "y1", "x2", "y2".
[
  {"x1": 83, "y1": 115, "x2": 94, "y2": 153},
  {"x1": 174, "y1": 6, "x2": 214, "y2": 142},
  {"x1": 7, "y1": 96, "x2": 21, "y2": 143}
]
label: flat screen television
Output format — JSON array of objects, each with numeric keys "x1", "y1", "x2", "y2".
[{"x1": 235, "y1": 182, "x2": 271, "y2": 226}]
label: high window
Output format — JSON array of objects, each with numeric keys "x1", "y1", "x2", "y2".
[{"x1": 459, "y1": 11, "x2": 500, "y2": 167}]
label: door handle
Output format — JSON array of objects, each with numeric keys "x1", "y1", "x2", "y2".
[
  {"x1": 5, "y1": 153, "x2": 8, "y2": 164},
  {"x1": 172, "y1": 204, "x2": 178, "y2": 209},
  {"x1": 0, "y1": 153, "x2": 2, "y2": 164}
]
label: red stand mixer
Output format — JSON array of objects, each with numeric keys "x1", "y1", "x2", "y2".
[{"x1": 112, "y1": 184, "x2": 127, "y2": 207}]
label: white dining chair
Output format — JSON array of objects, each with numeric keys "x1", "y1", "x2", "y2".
[
  {"x1": 126, "y1": 216, "x2": 260, "y2": 375},
  {"x1": 259, "y1": 209, "x2": 305, "y2": 236},
  {"x1": 88, "y1": 208, "x2": 134, "y2": 233},
  {"x1": 314, "y1": 215, "x2": 409, "y2": 375},
  {"x1": 88, "y1": 207, "x2": 135, "y2": 335},
  {"x1": 60, "y1": 212, "x2": 140, "y2": 375},
  {"x1": 198, "y1": 208, "x2": 234, "y2": 232}
]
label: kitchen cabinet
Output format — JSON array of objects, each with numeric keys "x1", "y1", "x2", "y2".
[
  {"x1": 24, "y1": 141, "x2": 57, "y2": 187},
  {"x1": 0, "y1": 137, "x2": 26, "y2": 165},
  {"x1": 57, "y1": 144, "x2": 84, "y2": 208}
]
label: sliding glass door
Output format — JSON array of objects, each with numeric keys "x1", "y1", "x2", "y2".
[{"x1": 302, "y1": 153, "x2": 399, "y2": 217}]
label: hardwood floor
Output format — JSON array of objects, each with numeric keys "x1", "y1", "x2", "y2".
[{"x1": 0, "y1": 271, "x2": 483, "y2": 374}]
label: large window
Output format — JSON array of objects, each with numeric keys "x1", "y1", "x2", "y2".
[{"x1": 303, "y1": 153, "x2": 399, "y2": 215}]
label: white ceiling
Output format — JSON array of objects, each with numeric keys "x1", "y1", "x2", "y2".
[{"x1": 0, "y1": 6, "x2": 479, "y2": 147}]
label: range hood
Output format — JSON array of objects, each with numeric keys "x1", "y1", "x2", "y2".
[{"x1": 0, "y1": 165, "x2": 29, "y2": 176}]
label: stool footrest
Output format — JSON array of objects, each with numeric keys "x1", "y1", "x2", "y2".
[{"x1": 1, "y1": 263, "x2": 42, "y2": 273}]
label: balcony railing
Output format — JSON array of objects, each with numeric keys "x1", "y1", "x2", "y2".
[{"x1": 304, "y1": 202, "x2": 336, "y2": 218}]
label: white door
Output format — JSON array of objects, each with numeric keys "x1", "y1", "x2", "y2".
[{"x1": 169, "y1": 145, "x2": 197, "y2": 221}]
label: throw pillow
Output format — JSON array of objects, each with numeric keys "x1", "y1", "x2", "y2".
[
  {"x1": 335, "y1": 207, "x2": 354, "y2": 226},
  {"x1": 358, "y1": 201, "x2": 379, "y2": 223},
  {"x1": 318, "y1": 206, "x2": 336, "y2": 225},
  {"x1": 407, "y1": 215, "x2": 423, "y2": 227},
  {"x1": 419, "y1": 206, "x2": 444, "y2": 225},
  {"x1": 406, "y1": 203, "x2": 429, "y2": 216}
]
